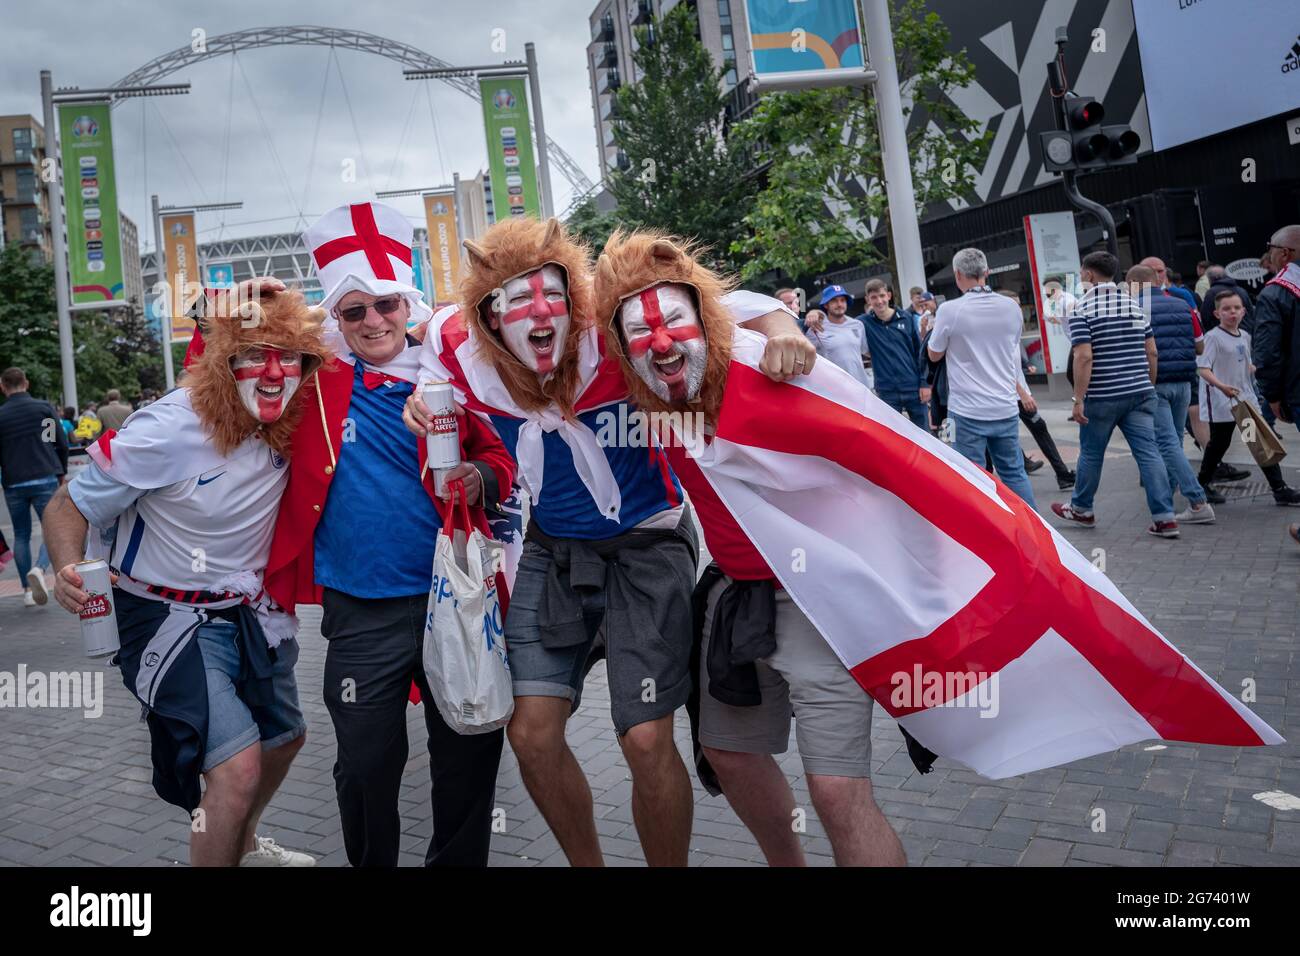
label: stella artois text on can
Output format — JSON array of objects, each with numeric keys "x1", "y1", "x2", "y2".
[
  {"x1": 76, "y1": 558, "x2": 120, "y2": 658},
  {"x1": 422, "y1": 380, "x2": 461, "y2": 473}
]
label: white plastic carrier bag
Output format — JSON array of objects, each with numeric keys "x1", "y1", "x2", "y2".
[{"x1": 422, "y1": 479, "x2": 513, "y2": 734}]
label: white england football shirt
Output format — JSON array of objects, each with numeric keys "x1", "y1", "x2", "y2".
[{"x1": 71, "y1": 437, "x2": 289, "y2": 591}]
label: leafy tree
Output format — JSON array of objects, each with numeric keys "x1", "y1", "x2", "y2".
[
  {"x1": 564, "y1": 193, "x2": 619, "y2": 254},
  {"x1": 0, "y1": 242, "x2": 166, "y2": 407},
  {"x1": 0, "y1": 243, "x2": 63, "y2": 403},
  {"x1": 607, "y1": 4, "x2": 755, "y2": 271},
  {"x1": 728, "y1": 0, "x2": 994, "y2": 283}
]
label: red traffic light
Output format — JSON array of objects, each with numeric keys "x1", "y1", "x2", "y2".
[{"x1": 1065, "y1": 97, "x2": 1105, "y2": 130}]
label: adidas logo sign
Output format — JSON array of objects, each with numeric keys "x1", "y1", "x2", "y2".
[{"x1": 1283, "y1": 35, "x2": 1300, "y2": 74}]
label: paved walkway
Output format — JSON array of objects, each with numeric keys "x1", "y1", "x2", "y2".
[{"x1": 1, "y1": 397, "x2": 1298, "y2": 866}]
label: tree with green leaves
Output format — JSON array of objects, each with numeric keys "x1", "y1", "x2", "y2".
[
  {"x1": 564, "y1": 193, "x2": 619, "y2": 254},
  {"x1": 0, "y1": 242, "x2": 164, "y2": 407},
  {"x1": 0, "y1": 243, "x2": 64, "y2": 403},
  {"x1": 606, "y1": 4, "x2": 755, "y2": 271},
  {"x1": 728, "y1": 0, "x2": 993, "y2": 284}
]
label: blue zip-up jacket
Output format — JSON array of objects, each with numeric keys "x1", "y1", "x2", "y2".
[
  {"x1": 1142, "y1": 289, "x2": 1199, "y2": 385},
  {"x1": 860, "y1": 308, "x2": 926, "y2": 392}
]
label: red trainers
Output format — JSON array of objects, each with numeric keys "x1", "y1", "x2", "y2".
[
  {"x1": 1147, "y1": 520, "x2": 1180, "y2": 538},
  {"x1": 1051, "y1": 502, "x2": 1095, "y2": 528}
]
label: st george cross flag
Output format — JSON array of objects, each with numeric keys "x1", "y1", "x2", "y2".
[{"x1": 682, "y1": 328, "x2": 1282, "y2": 779}]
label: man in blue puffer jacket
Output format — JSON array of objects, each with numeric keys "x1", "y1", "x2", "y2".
[{"x1": 1128, "y1": 264, "x2": 1218, "y2": 520}]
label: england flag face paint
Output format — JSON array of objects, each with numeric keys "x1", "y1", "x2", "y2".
[
  {"x1": 492, "y1": 264, "x2": 570, "y2": 376},
  {"x1": 231, "y1": 346, "x2": 303, "y2": 422},
  {"x1": 619, "y1": 282, "x2": 706, "y2": 403}
]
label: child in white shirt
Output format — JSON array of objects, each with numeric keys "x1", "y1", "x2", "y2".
[{"x1": 1196, "y1": 289, "x2": 1300, "y2": 505}]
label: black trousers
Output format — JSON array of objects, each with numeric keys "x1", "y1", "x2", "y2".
[
  {"x1": 321, "y1": 588, "x2": 503, "y2": 867},
  {"x1": 1019, "y1": 402, "x2": 1072, "y2": 479},
  {"x1": 1196, "y1": 421, "x2": 1284, "y2": 490}
]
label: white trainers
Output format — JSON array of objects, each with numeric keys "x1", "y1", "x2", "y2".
[
  {"x1": 27, "y1": 569, "x2": 50, "y2": 606},
  {"x1": 239, "y1": 834, "x2": 316, "y2": 867},
  {"x1": 22, "y1": 590, "x2": 36, "y2": 607},
  {"x1": 1175, "y1": 503, "x2": 1216, "y2": 524}
]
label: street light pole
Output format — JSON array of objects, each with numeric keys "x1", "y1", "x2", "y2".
[
  {"x1": 861, "y1": 0, "x2": 926, "y2": 296},
  {"x1": 525, "y1": 42, "x2": 555, "y2": 219},
  {"x1": 41, "y1": 70, "x2": 79, "y2": 410},
  {"x1": 151, "y1": 193, "x2": 175, "y2": 390}
]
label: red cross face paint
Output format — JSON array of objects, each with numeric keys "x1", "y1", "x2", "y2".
[
  {"x1": 492, "y1": 264, "x2": 570, "y2": 376},
  {"x1": 231, "y1": 346, "x2": 303, "y2": 423},
  {"x1": 618, "y1": 283, "x2": 706, "y2": 404}
]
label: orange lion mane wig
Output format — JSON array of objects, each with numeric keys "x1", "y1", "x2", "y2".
[
  {"x1": 459, "y1": 216, "x2": 593, "y2": 420},
  {"x1": 593, "y1": 229, "x2": 736, "y2": 423},
  {"x1": 182, "y1": 288, "x2": 332, "y2": 458}
]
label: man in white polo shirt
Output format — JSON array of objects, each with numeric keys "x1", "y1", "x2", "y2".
[{"x1": 927, "y1": 248, "x2": 1036, "y2": 508}]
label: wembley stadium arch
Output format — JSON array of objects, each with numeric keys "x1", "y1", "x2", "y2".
[{"x1": 110, "y1": 25, "x2": 594, "y2": 198}]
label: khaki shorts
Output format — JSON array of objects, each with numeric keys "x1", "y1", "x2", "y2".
[{"x1": 698, "y1": 575, "x2": 873, "y2": 778}]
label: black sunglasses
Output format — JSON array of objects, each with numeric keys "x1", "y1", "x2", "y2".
[{"x1": 335, "y1": 295, "x2": 404, "y2": 323}]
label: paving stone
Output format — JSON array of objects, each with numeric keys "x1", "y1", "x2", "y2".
[{"x1": 1, "y1": 412, "x2": 1297, "y2": 868}]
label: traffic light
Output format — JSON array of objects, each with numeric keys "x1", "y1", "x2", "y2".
[{"x1": 1040, "y1": 94, "x2": 1140, "y2": 173}]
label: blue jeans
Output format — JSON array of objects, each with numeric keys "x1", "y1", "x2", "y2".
[
  {"x1": 1073, "y1": 392, "x2": 1174, "y2": 521},
  {"x1": 197, "y1": 620, "x2": 304, "y2": 770},
  {"x1": 4, "y1": 477, "x2": 57, "y2": 583},
  {"x1": 877, "y1": 388, "x2": 928, "y2": 429},
  {"x1": 951, "y1": 412, "x2": 1037, "y2": 509},
  {"x1": 1152, "y1": 381, "x2": 1205, "y2": 504}
]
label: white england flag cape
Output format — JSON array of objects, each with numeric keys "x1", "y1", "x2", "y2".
[{"x1": 683, "y1": 328, "x2": 1282, "y2": 779}]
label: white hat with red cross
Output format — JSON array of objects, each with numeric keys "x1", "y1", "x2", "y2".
[{"x1": 305, "y1": 201, "x2": 432, "y2": 324}]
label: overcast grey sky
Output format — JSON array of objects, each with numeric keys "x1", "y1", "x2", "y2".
[{"x1": 0, "y1": 0, "x2": 602, "y2": 252}]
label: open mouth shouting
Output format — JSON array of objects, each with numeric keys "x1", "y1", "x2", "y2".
[
  {"x1": 528, "y1": 325, "x2": 557, "y2": 357},
  {"x1": 494, "y1": 264, "x2": 571, "y2": 376},
  {"x1": 619, "y1": 283, "x2": 707, "y2": 404},
  {"x1": 651, "y1": 349, "x2": 687, "y2": 384},
  {"x1": 232, "y1": 346, "x2": 303, "y2": 423}
]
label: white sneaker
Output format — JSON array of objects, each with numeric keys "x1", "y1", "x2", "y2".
[
  {"x1": 1176, "y1": 503, "x2": 1216, "y2": 524},
  {"x1": 23, "y1": 590, "x2": 36, "y2": 607},
  {"x1": 239, "y1": 834, "x2": 316, "y2": 867},
  {"x1": 27, "y1": 569, "x2": 49, "y2": 606}
]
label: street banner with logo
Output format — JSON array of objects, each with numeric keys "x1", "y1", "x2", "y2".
[
  {"x1": 423, "y1": 190, "x2": 462, "y2": 306},
  {"x1": 58, "y1": 102, "x2": 124, "y2": 304},
  {"x1": 1024, "y1": 212, "x2": 1082, "y2": 374},
  {"x1": 161, "y1": 211, "x2": 199, "y2": 341},
  {"x1": 478, "y1": 76, "x2": 540, "y2": 220},
  {"x1": 744, "y1": 0, "x2": 868, "y2": 89},
  {"x1": 205, "y1": 262, "x2": 235, "y2": 288}
]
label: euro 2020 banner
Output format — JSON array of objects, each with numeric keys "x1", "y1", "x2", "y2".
[
  {"x1": 478, "y1": 76, "x2": 541, "y2": 221},
  {"x1": 58, "y1": 102, "x2": 125, "y2": 304}
]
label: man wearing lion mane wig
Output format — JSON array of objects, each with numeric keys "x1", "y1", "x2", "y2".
[
  {"x1": 43, "y1": 288, "x2": 331, "y2": 867},
  {"x1": 405, "y1": 216, "x2": 813, "y2": 866},
  {"x1": 594, "y1": 229, "x2": 907, "y2": 867}
]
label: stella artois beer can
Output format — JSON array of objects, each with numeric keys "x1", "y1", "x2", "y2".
[
  {"x1": 422, "y1": 381, "x2": 461, "y2": 471},
  {"x1": 76, "y1": 559, "x2": 119, "y2": 658}
]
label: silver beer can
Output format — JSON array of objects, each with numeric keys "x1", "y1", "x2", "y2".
[
  {"x1": 76, "y1": 559, "x2": 120, "y2": 658},
  {"x1": 422, "y1": 381, "x2": 462, "y2": 471}
]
